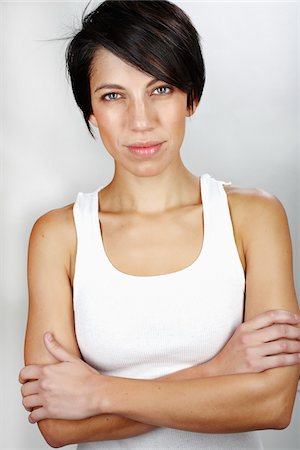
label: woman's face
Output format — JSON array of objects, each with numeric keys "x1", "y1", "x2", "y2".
[{"x1": 89, "y1": 48, "x2": 195, "y2": 177}]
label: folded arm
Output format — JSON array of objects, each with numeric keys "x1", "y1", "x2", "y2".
[
  {"x1": 24, "y1": 309, "x2": 300, "y2": 447},
  {"x1": 22, "y1": 189, "x2": 300, "y2": 447},
  {"x1": 40, "y1": 360, "x2": 217, "y2": 448},
  {"x1": 93, "y1": 189, "x2": 300, "y2": 432},
  {"x1": 22, "y1": 208, "x2": 217, "y2": 447},
  {"x1": 101, "y1": 362, "x2": 299, "y2": 433}
]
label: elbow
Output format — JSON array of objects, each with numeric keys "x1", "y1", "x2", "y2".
[
  {"x1": 271, "y1": 409, "x2": 292, "y2": 431},
  {"x1": 260, "y1": 373, "x2": 297, "y2": 431},
  {"x1": 48, "y1": 440, "x2": 63, "y2": 449},
  {"x1": 270, "y1": 393, "x2": 294, "y2": 430},
  {"x1": 38, "y1": 419, "x2": 63, "y2": 448},
  {"x1": 274, "y1": 416, "x2": 291, "y2": 431},
  {"x1": 47, "y1": 441, "x2": 62, "y2": 449}
]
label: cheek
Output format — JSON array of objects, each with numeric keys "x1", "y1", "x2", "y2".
[
  {"x1": 163, "y1": 104, "x2": 186, "y2": 135},
  {"x1": 162, "y1": 94, "x2": 187, "y2": 121},
  {"x1": 93, "y1": 108, "x2": 122, "y2": 141}
]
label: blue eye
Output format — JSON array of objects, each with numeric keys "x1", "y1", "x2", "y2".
[
  {"x1": 101, "y1": 85, "x2": 173, "y2": 102},
  {"x1": 153, "y1": 86, "x2": 173, "y2": 95},
  {"x1": 102, "y1": 92, "x2": 121, "y2": 101}
]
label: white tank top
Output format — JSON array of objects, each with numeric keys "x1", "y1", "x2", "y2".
[{"x1": 72, "y1": 173, "x2": 263, "y2": 449}]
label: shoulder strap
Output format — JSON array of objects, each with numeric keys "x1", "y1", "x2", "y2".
[
  {"x1": 73, "y1": 190, "x2": 99, "y2": 272},
  {"x1": 201, "y1": 174, "x2": 245, "y2": 286}
]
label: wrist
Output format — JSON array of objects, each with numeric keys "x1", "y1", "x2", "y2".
[
  {"x1": 91, "y1": 373, "x2": 116, "y2": 416},
  {"x1": 98, "y1": 375, "x2": 149, "y2": 417},
  {"x1": 200, "y1": 357, "x2": 220, "y2": 377}
]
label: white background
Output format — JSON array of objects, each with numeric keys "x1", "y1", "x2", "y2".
[{"x1": 1, "y1": 1, "x2": 299, "y2": 449}]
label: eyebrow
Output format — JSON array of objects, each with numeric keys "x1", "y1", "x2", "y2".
[{"x1": 94, "y1": 78, "x2": 160, "y2": 94}]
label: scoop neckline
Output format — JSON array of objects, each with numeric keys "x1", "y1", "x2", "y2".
[{"x1": 94, "y1": 174, "x2": 209, "y2": 279}]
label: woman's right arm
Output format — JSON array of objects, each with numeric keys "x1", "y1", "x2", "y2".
[
  {"x1": 22, "y1": 207, "x2": 189, "y2": 447},
  {"x1": 22, "y1": 208, "x2": 299, "y2": 448}
]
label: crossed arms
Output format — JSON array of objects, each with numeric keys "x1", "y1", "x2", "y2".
[{"x1": 20, "y1": 190, "x2": 300, "y2": 447}]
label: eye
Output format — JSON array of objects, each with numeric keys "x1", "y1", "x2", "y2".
[
  {"x1": 153, "y1": 85, "x2": 173, "y2": 95},
  {"x1": 101, "y1": 92, "x2": 122, "y2": 101}
]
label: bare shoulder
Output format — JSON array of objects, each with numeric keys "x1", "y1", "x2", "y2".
[
  {"x1": 30, "y1": 202, "x2": 76, "y2": 277},
  {"x1": 224, "y1": 183, "x2": 288, "y2": 224},
  {"x1": 223, "y1": 183, "x2": 291, "y2": 257},
  {"x1": 224, "y1": 183, "x2": 285, "y2": 212}
]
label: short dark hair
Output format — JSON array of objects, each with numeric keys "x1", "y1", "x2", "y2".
[{"x1": 65, "y1": 0, "x2": 206, "y2": 137}]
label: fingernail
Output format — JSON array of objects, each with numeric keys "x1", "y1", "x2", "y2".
[{"x1": 46, "y1": 333, "x2": 53, "y2": 342}]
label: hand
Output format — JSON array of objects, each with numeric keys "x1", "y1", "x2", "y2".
[
  {"x1": 19, "y1": 333, "x2": 107, "y2": 423},
  {"x1": 211, "y1": 309, "x2": 300, "y2": 375}
]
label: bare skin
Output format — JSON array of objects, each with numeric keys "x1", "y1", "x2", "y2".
[
  {"x1": 21, "y1": 181, "x2": 300, "y2": 446},
  {"x1": 68, "y1": 182, "x2": 245, "y2": 282},
  {"x1": 20, "y1": 48, "x2": 300, "y2": 447}
]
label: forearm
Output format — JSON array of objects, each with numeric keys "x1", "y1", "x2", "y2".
[
  {"x1": 44, "y1": 414, "x2": 154, "y2": 447},
  {"x1": 102, "y1": 366, "x2": 300, "y2": 433},
  {"x1": 53, "y1": 360, "x2": 215, "y2": 447}
]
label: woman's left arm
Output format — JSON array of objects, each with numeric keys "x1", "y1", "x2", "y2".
[{"x1": 98, "y1": 190, "x2": 300, "y2": 432}]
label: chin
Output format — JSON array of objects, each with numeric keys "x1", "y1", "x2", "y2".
[{"x1": 124, "y1": 161, "x2": 168, "y2": 178}]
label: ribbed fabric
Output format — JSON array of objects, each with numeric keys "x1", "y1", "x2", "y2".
[{"x1": 72, "y1": 173, "x2": 263, "y2": 449}]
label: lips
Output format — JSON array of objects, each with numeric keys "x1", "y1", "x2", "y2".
[
  {"x1": 126, "y1": 141, "x2": 164, "y2": 157},
  {"x1": 126, "y1": 141, "x2": 163, "y2": 148}
]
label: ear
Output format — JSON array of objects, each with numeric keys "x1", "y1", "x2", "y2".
[{"x1": 89, "y1": 114, "x2": 98, "y2": 128}]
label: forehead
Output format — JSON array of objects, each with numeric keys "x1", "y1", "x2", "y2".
[{"x1": 90, "y1": 48, "x2": 152, "y2": 83}]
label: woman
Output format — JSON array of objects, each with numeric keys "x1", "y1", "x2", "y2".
[{"x1": 19, "y1": 1, "x2": 300, "y2": 449}]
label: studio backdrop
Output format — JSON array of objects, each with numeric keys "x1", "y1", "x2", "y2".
[{"x1": 1, "y1": 1, "x2": 299, "y2": 449}]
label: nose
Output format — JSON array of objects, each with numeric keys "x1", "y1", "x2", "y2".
[{"x1": 127, "y1": 98, "x2": 156, "y2": 132}]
